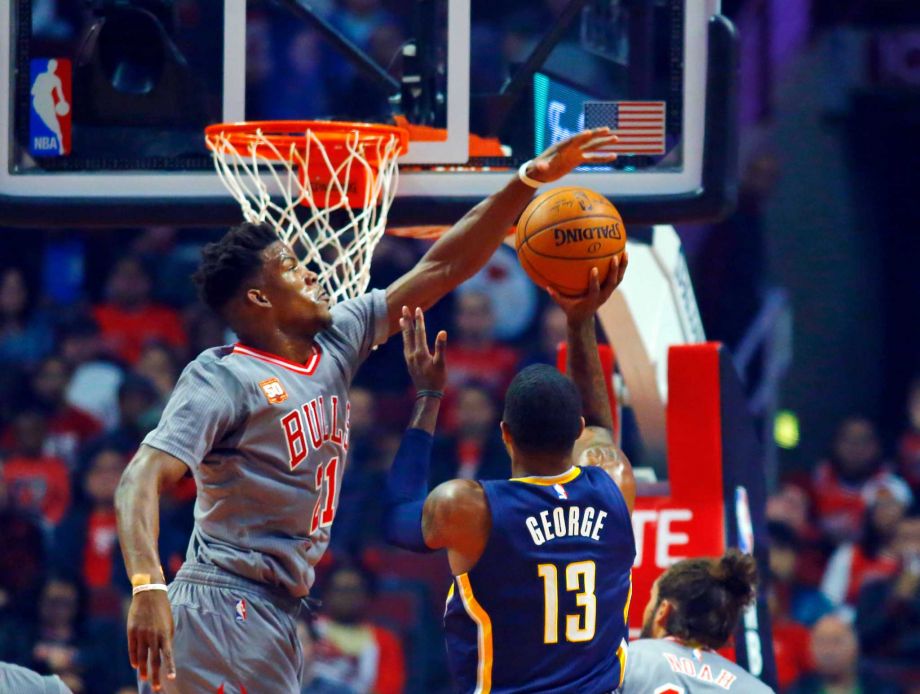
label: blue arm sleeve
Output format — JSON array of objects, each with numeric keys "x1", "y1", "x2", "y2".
[{"x1": 383, "y1": 427, "x2": 436, "y2": 553}]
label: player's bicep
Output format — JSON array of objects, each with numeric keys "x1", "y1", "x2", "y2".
[
  {"x1": 385, "y1": 259, "x2": 449, "y2": 335},
  {"x1": 576, "y1": 426, "x2": 636, "y2": 514},
  {"x1": 123, "y1": 444, "x2": 190, "y2": 491},
  {"x1": 421, "y1": 480, "x2": 489, "y2": 552}
]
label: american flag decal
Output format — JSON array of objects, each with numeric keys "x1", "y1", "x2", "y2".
[{"x1": 583, "y1": 101, "x2": 666, "y2": 155}]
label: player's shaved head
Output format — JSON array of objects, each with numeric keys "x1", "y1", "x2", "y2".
[
  {"x1": 193, "y1": 222, "x2": 279, "y2": 314},
  {"x1": 503, "y1": 365, "x2": 582, "y2": 456}
]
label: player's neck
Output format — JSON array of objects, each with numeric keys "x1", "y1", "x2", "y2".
[
  {"x1": 510, "y1": 453, "x2": 573, "y2": 479},
  {"x1": 237, "y1": 330, "x2": 317, "y2": 365}
]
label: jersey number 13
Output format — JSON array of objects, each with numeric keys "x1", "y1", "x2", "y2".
[{"x1": 538, "y1": 561, "x2": 597, "y2": 643}]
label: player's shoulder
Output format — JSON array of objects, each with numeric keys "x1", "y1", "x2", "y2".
[
  {"x1": 429, "y1": 478, "x2": 487, "y2": 509},
  {"x1": 180, "y1": 345, "x2": 248, "y2": 391},
  {"x1": 625, "y1": 637, "x2": 675, "y2": 659}
]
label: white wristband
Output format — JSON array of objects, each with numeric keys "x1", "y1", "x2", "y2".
[
  {"x1": 132, "y1": 583, "x2": 168, "y2": 596},
  {"x1": 517, "y1": 160, "x2": 542, "y2": 188}
]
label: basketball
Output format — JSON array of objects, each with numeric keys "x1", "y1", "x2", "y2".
[
  {"x1": 55, "y1": 101, "x2": 69, "y2": 117},
  {"x1": 515, "y1": 187, "x2": 626, "y2": 296}
]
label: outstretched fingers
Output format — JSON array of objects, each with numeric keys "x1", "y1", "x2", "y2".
[
  {"x1": 433, "y1": 330, "x2": 447, "y2": 367},
  {"x1": 414, "y1": 307, "x2": 428, "y2": 354},
  {"x1": 399, "y1": 305, "x2": 415, "y2": 355}
]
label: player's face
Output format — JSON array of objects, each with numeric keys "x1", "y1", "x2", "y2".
[{"x1": 260, "y1": 242, "x2": 332, "y2": 335}]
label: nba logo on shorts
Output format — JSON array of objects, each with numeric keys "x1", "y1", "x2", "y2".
[
  {"x1": 235, "y1": 599, "x2": 247, "y2": 623},
  {"x1": 29, "y1": 59, "x2": 72, "y2": 156}
]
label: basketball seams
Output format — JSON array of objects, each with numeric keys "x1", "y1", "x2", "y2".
[
  {"x1": 518, "y1": 187, "x2": 578, "y2": 230},
  {"x1": 518, "y1": 241, "x2": 579, "y2": 293},
  {"x1": 521, "y1": 212, "x2": 623, "y2": 244},
  {"x1": 519, "y1": 236, "x2": 598, "y2": 294}
]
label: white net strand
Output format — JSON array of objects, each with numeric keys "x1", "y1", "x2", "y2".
[{"x1": 208, "y1": 125, "x2": 403, "y2": 304}]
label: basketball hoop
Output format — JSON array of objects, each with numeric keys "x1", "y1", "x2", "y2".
[{"x1": 205, "y1": 120, "x2": 409, "y2": 304}]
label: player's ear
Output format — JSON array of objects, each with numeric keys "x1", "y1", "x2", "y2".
[
  {"x1": 245, "y1": 287, "x2": 272, "y2": 309},
  {"x1": 499, "y1": 421, "x2": 513, "y2": 449},
  {"x1": 654, "y1": 599, "x2": 675, "y2": 637},
  {"x1": 577, "y1": 416, "x2": 585, "y2": 438}
]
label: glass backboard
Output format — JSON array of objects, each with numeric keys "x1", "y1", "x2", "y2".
[{"x1": 1, "y1": 0, "x2": 736, "y2": 226}]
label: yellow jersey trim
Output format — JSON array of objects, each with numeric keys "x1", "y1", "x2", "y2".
[
  {"x1": 456, "y1": 573, "x2": 493, "y2": 694},
  {"x1": 623, "y1": 570, "x2": 633, "y2": 624},
  {"x1": 617, "y1": 637, "x2": 628, "y2": 687},
  {"x1": 509, "y1": 466, "x2": 581, "y2": 486}
]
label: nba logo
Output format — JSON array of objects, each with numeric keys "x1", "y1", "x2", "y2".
[
  {"x1": 29, "y1": 58, "x2": 72, "y2": 156},
  {"x1": 553, "y1": 483, "x2": 568, "y2": 500},
  {"x1": 234, "y1": 598, "x2": 247, "y2": 623}
]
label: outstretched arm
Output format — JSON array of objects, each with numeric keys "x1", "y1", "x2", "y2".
[
  {"x1": 383, "y1": 307, "x2": 490, "y2": 570},
  {"x1": 549, "y1": 258, "x2": 636, "y2": 514},
  {"x1": 115, "y1": 445, "x2": 187, "y2": 690},
  {"x1": 384, "y1": 129, "x2": 619, "y2": 335}
]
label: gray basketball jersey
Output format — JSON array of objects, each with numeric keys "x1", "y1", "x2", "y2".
[
  {"x1": 0, "y1": 662, "x2": 72, "y2": 694},
  {"x1": 622, "y1": 638, "x2": 775, "y2": 693},
  {"x1": 143, "y1": 290, "x2": 388, "y2": 598}
]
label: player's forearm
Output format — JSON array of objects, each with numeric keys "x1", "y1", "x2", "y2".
[
  {"x1": 393, "y1": 177, "x2": 535, "y2": 305},
  {"x1": 115, "y1": 452, "x2": 168, "y2": 582},
  {"x1": 566, "y1": 317, "x2": 614, "y2": 431},
  {"x1": 383, "y1": 428, "x2": 436, "y2": 552},
  {"x1": 408, "y1": 394, "x2": 442, "y2": 435}
]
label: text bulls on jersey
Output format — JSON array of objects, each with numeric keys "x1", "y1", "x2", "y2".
[{"x1": 281, "y1": 395, "x2": 350, "y2": 469}]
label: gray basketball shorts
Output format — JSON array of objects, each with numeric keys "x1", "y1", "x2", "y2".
[{"x1": 139, "y1": 562, "x2": 305, "y2": 694}]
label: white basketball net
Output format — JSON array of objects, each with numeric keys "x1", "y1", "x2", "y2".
[{"x1": 207, "y1": 125, "x2": 404, "y2": 304}]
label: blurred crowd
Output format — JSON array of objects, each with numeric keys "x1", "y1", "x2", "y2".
[
  {"x1": 767, "y1": 407, "x2": 920, "y2": 693},
  {"x1": 0, "y1": 224, "x2": 575, "y2": 693},
  {"x1": 2, "y1": 221, "x2": 919, "y2": 693},
  {"x1": 7, "y1": 1, "x2": 920, "y2": 693}
]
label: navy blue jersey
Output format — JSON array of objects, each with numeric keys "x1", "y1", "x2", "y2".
[{"x1": 444, "y1": 465, "x2": 636, "y2": 694}]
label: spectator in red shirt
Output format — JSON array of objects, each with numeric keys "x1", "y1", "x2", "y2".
[
  {"x1": 92, "y1": 256, "x2": 187, "y2": 365},
  {"x1": 821, "y1": 476, "x2": 910, "y2": 615},
  {"x1": 20, "y1": 356, "x2": 101, "y2": 468},
  {"x1": 768, "y1": 585, "x2": 814, "y2": 692},
  {"x1": 2, "y1": 410, "x2": 70, "y2": 526},
  {"x1": 445, "y1": 290, "x2": 520, "y2": 398},
  {"x1": 810, "y1": 416, "x2": 893, "y2": 545},
  {"x1": 767, "y1": 482, "x2": 827, "y2": 586},
  {"x1": 53, "y1": 448, "x2": 129, "y2": 620},
  {"x1": 897, "y1": 377, "x2": 920, "y2": 495},
  {"x1": 0, "y1": 472, "x2": 47, "y2": 630},
  {"x1": 306, "y1": 560, "x2": 406, "y2": 694},
  {"x1": 855, "y1": 513, "x2": 920, "y2": 683}
]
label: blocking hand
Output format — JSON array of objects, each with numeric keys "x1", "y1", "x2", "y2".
[{"x1": 525, "y1": 128, "x2": 619, "y2": 183}]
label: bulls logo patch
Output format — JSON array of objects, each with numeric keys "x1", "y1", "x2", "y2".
[{"x1": 259, "y1": 377, "x2": 288, "y2": 404}]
